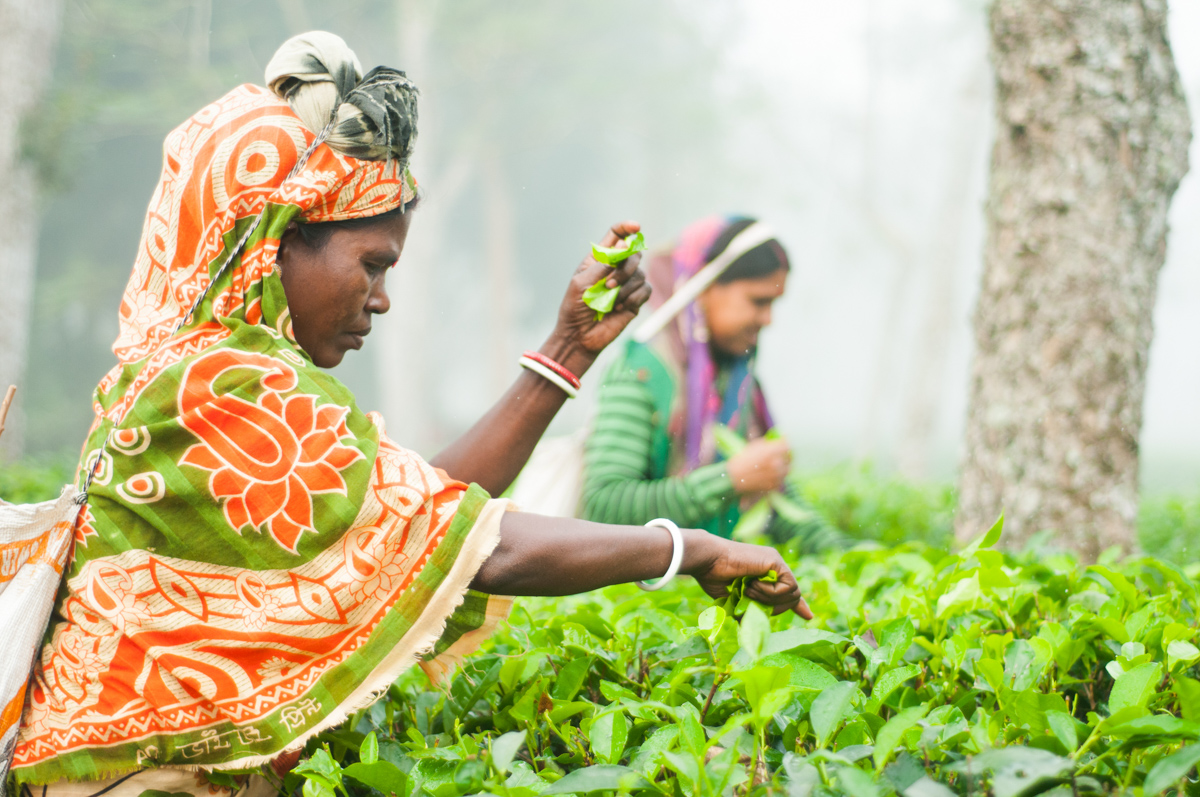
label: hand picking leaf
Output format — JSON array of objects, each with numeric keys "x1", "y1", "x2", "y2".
[
  {"x1": 583, "y1": 232, "x2": 646, "y2": 320},
  {"x1": 591, "y1": 231, "x2": 646, "y2": 265},
  {"x1": 716, "y1": 569, "x2": 778, "y2": 616}
]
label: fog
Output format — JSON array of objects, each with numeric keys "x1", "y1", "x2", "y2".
[{"x1": 21, "y1": 0, "x2": 1200, "y2": 491}]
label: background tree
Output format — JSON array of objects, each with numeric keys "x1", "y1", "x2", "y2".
[
  {"x1": 956, "y1": 0, "x2": 1192, "y2": 559},
  {"x1": 0, "y1": 0, "x2": 62, "y2": 460}
]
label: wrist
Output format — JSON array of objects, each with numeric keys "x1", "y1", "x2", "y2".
[
  {"x1": 679, "y1": 527, "x2": 718, "y2": 577},
  {"x1": 539, "y1": 333, "x2": 596, "y2": 379}
]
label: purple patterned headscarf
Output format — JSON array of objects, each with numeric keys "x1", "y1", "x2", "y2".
[{"x1": 645, "y1": 216, "x2": 777, "y2": 472}]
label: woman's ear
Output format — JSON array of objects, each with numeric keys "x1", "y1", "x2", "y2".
[{"x1": 276, "y1": 220, "x2": 304, "y2": 268}]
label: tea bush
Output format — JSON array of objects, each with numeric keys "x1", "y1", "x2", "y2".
[
  {"x1": 5, "y1": 459, "x2": 1200, "y2": 795},
  {"x1": 294, "y1": 522, "x2": 1200, "y2": 797}
]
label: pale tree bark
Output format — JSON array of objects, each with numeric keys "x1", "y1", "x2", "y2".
[
  {"x1": 0, "y1": 0, "x2": 63, "y2": 461},
  {"x1": 956, "y1": 0, "x2": 1191, "y2": 559}
]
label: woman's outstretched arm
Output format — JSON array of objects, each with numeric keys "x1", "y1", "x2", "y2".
[
  {"x1": 470, "y1": 511, "x2": 814, "y2": 618},
  {"x1": 429, "y1": 221, "x2": 651, "y2": 496}
]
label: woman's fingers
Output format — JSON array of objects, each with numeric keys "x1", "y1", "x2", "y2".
[
  {"x1": 604, "y1": 251, "x2": 643, "y2": 288},
  {"x1": 612, "y1": 265, "x2": 647, "y2": 299},
  {"x1": 576, "y1": 252, "x2": 643, "y2": 297},
  {"x1": 598, "y1": 220, "x2": 641, "y2": 248},
  {"x1": 614, "y1": 283, "x2": 652, "y2": 315},
  {"x1": 737, "y1": 554, "x2": 813, "y2": 618}
]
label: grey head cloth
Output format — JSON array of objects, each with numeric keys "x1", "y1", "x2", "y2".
[{"x1": 265, "y1": 31, "x2": 419, "y2": 165}]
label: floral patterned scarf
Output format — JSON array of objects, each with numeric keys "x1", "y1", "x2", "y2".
[{"x1": 12, "y1": 72, "x2": 511, "y2": 787}]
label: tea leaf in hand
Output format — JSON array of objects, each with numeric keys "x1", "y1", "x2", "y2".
[
  {"x1": 591, "y1": 231, "x2": 646, "y2": 265},
  {"x1": 582, "y1": 279, "x2": 620, "y2": 320}
]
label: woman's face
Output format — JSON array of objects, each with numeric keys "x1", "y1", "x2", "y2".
[
  {"x1": 276, "y1": 211, "x2": 412, "y2": 368},
  {"x1": 700, "y1": 268, "x2": 789, "y2": 357}
]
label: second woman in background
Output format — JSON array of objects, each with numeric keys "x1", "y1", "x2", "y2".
[{"x1": 581, "y1": 216, "x2": 842, "y2": 550}]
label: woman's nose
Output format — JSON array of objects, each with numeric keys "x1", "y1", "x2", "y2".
[{"x1": 367, "y1": 280, "x2": 391, "y2": 315}]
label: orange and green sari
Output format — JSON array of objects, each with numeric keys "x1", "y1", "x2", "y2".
[{"x1": 12, "y1": 77, "x2": 510, "y2": 788}]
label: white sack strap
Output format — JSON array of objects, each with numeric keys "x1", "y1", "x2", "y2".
[{"x1": 633, "y1": 222, "x2": 778, "y2": 344}]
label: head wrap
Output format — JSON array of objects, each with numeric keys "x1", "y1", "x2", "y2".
[
  {"x1": 111, "y1": 32, "x2": 418, "y2": 367},
  {"x1": 266, "y1": 32, "x2": 419, "y2": 164},
  {"x1": 642, "y1": 216, "x2": 782, "y2": 471},
  {"x1": 13, "y1": 34, "x2": 511, "y2": 787}
]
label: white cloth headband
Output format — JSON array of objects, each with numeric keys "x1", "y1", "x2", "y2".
[{"x1": 633, "y1": 222, "x2": 778, "y2": 344}]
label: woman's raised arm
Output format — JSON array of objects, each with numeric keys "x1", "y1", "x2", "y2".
[{"x1": 429, "y1": 221, "x2": 651, "y2": 495}]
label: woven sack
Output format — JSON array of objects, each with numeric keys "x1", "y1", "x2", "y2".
[{"x1": 0, "y1": 487, "x2": 81, "y2": 795}]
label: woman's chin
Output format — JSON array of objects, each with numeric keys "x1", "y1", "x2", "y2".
[{"x1": 310, "y1": 348, "x2": 346, "y2": 369}]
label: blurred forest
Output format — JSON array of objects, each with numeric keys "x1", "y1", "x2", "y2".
[{"x1": 12, "y1": 0, "x2": 1200, "y2": 492}]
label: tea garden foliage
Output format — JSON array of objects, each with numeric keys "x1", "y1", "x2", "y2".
[
  {"x1": 289, "y1": 518, "x2": 1200, "y2": 797},
  {"x1": 4, "y1": 462, "x2": 1200, "y2": 796}
]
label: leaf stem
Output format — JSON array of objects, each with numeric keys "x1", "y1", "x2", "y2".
[{"x1": 700, "y1": 672, "x2": 729, "y2": 724}]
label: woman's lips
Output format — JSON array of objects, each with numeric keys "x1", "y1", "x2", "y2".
[{"x1": 346, "y1": 329, "x2": 370, "y2": 350}]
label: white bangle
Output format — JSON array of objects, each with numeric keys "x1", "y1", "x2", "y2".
[
  {"x1": 519, "y1": 356, "x2": 579, "y2": 398},
  {"x1": 638, "y1": 518, "x2": 684, "y2": 591}
]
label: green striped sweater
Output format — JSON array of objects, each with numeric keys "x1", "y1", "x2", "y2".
[{"x1": 580, "y1": 340, "x2": 842, "y2": 552}]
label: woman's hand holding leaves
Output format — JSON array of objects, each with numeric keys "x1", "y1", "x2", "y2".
[
  {"x1": 545, "y1": 221, "x2": 651, "y2": 376},
  {"x1": 681, "y1": 529, "x2": 814, "y2": 619}
]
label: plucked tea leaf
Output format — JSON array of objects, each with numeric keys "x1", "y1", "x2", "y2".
[
  {"x1": 591, "y1": 231, "x2": 646, "y2": 265},
  {"x1": 582, "y1": 278, "x2": 620, "y2": 320}
]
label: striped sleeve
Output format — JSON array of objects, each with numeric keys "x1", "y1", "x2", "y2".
[{"x1": 581, "y1": 377, "x2": 736, "y2": 527}]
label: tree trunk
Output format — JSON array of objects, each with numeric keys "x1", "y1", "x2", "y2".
[
  {"x1": 0, "y1": 0, "x2": 62, "y2": 461},
  {"x1": 956, "y1": 0, "x2": 1191, "y2": 559}
]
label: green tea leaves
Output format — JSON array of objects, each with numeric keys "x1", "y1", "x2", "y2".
[
  {"x1": 490, "y1": 730, "x2": 526, "y2": 774},
  {"x1": 591, "y1": 231, "x2": 645, "y2": 265},
  {"x1": 1109, "y1": 662, "x2": 1162, "y2": 713},
  {"x1": 583, "y1": 232, "x2": 646, "y2": 320},
  {"x1": 581, "y1": 279, "x2": 620, "y2": 320},
  {"x1": 292, "y1": 510, "x2": 1200, "y2": 797},
  {"x1": 1144, "y1": 743, "x2": 1200, "y2": 795}
]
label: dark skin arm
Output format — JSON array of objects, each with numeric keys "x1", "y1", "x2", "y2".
[
  {"x1": 429, "y1": 221, "x2": 650, "y2": 495},
  {"x1": 470, "y1": 511, "x2": 814, "y2": 618}
]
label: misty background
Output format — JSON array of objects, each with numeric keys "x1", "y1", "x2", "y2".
[{"x1": 20, "y1": 0, "x2": 1200, "y2": 491}]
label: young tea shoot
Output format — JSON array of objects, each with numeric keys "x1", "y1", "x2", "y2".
[{"x1": 583, "y1": 231, "x2": 646, "y2": 320}]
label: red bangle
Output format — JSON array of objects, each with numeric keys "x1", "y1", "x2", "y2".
[{"x1": 521, "y1": 350, "x2": 582, "y2": 391}]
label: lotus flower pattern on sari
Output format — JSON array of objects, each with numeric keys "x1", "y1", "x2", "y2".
[{"x1": 179, "y1": 349, "x2": 364, "y2": 553}]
